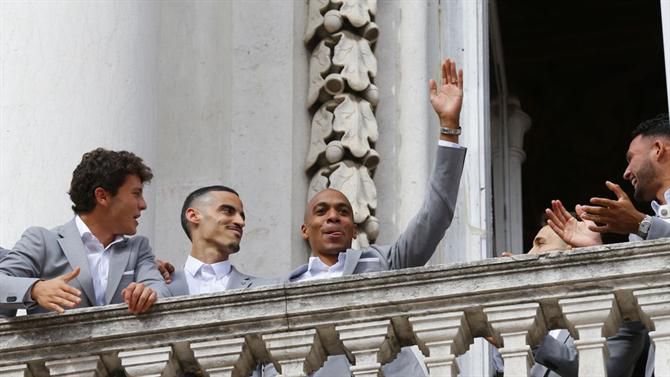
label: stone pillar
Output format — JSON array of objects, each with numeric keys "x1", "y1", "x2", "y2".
[
  {"x1": 263, "y1": 329, "x2": 325, "y2": 377},
  {"x1": 0, "y1": 365, "x2": 33, "y2": 377},
  {"x1": 190, "y1": 338, "x2": 248, "y2": 377},
  {"x1": 45, "y1": 355, "x2": 107, "y2": 377},
  {"x1": 119, "y1": 346, "x2": 179, "y2": 377},
  {"x1": 559, "y1": 294, "x2": 621, "y2": 377},
  {"x1": 484, "y1": 303, "x2": 545, "y2": 376},
  {"x1": 336, "y1": 320, "x2": 391, "y2": 377},
  {"x1": 635, "y1": 287, "x2": 670, "y2": 376},
  {"x1": 409, "y1": 312, "x2": 474, "y2": 377}
]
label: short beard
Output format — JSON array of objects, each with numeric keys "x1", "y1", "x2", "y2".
[{"x1": 227, "y1": 242, "x2": 240, "y2": 253}]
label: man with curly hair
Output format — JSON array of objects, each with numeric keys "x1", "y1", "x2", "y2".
[{"x1": 0, "y1": 148, "x2": 170, "y2": 316}]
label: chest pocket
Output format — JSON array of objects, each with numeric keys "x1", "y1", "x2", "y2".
[{"x1": 355, "y1": 257, "x2": 383, "y2": 273}]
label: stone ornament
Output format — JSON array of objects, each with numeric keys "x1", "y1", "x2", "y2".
[{"x1": 305, "y1": 0, "x2": 379, "y2": 247}]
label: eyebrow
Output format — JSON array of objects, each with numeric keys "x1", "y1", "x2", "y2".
[{"x1": 220, "y1": 204, "x2": 245, "y2": 220}]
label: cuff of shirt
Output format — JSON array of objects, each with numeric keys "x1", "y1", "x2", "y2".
[{"x1": 438, "y1": 140, "x2": 464, "y2": 149}]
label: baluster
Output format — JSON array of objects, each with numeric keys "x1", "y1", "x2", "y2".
[
  {"x1": 190, "y1": 338, "x2": 248, "y2": 377},
  {"x1": 0, "y1": 364, "x2": 33, "y2": 377},
  {"x1": 119, "y1": 346, "x2": 178, "y2": 377},
  {"x1": 45, "y1": 355, "x2": 107, "y2": 377},
  {"x1": 263, "y1": 329, "x2": 324, "y2": 377},
  {"x1": 635, "y1": 287, "x2": 670, "y2": 375},
  {"x1": 337, "y1": 320, "x2": 390, "y2": 377},
  {"x1": 559, "y1": 294, "x2": 620, "y2": 377},
  {"x1": 409, "y1": 312, "x2": 473, "y2": 377},
  {"x1": 484, "y1": 303, "x2": 545, "y2": 377}
]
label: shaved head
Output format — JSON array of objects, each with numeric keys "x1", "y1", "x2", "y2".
[{"x1": 305, "y1": 189, "x2": 353, "y2": 222}]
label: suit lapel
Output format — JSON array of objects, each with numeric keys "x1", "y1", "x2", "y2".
[
  {"x1": 556, "y1": 329, "x2": 571, "y2": 344},
  {"x1": 342, "y1": 249, "x2": 362, "y2": 275},
  {"x1": 105, "y1": 239, "x2": 131, "y2": 304},
  {"x1": 57, "y1": 220, "x2": 97, "y2": 306},
  {"x1": 225, "y1": 267, "x2": 252, "y2": 290}
]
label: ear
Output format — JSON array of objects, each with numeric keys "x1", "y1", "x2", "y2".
[
  {"x1": 352, "y1": 223, "x2": 358, "y2": 239},
  {"x1": 300, "y1": 224, "x2": 309, "y2": 240},
  {"x1": 93, "y1": 187, "x2": 111, "y2": 207},
  {"x1": 185, "y1": 208, "x2": 200, "y2": 226},
  {"x1": 657, "y1": 140, "x2": 670, "y2": 161}
]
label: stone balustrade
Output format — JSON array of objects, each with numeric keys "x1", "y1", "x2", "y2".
[{"x1": 1, "y1": 239, "x2": 670, "y2": 376}]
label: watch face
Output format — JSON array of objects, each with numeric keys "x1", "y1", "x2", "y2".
[{"x1": 640, "y1": 217, "x2": 652, "y2": 232}]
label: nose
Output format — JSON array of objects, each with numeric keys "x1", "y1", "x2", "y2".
[
  {"x1": 234, "y1": 213, "x2": 245, "y2": 228},
  {"x1": 139, "y1": 197, "x2": 147, "y2": 211},
  {"x1": 326, "y1": 208, "x2": 341, "y2": 223},
  {"x1": 623, "y1": 164, "x2": 632, "y2": 181}
]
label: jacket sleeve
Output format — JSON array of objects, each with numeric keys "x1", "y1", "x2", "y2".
[
  {"x1": 133, "y1": 236, "x2": 172, "y2": 298},
  {"x1": 646, "y1": 216, "x2": 670, "y2": 240},
  {"x1": 0, "y1": 227, "x2": 46, "y2": 309},
  {"x1": 533, "y1": 333, "x2": 578, "y2": 377},
  {"x1": 380, "y1": 146, "x2": 466, "y2": 270}
]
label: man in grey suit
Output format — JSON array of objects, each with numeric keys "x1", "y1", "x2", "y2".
[
  {"x1": 287, "y1": 58, "x2": 466, "y2": 377},
  {"x1": 166, "y1": 185, "x2": 279, "y2": 297},
  {"x1": 0, "y1": 247, "x2": 7, "y2": 259},
  {"x1": 0, "y1": 148, "x2": 169, "y2": 316},
  {"x1": 535, "y1": 116, "x2": 670, "y2": 376}
]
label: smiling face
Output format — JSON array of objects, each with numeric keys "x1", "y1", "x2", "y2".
[
  {"x1": 188, "y1": 191, "x2": 245, "y2": 255},
  {"x1": 301, "y1": 189, "x2": 357, "y2": 259},
  {"x1": 104, "y1": 174, "x2": 147, "y2": 236},
  {"x1": 623, "y1": 135, "x2": 660, "y2": 202}
]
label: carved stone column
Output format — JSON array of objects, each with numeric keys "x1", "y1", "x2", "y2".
[
  {"x1": 45, "y1": 355, "x2": 107, "y2": 377},
  {"x1": 635, "y1": 287, "x2": 670, "y2": 376},
  {"x1": 559, "y1": 294, "x2": 621, "y2": 377},
  {"x1": 409, "y1": 312, "x2": 474, "y2": 377},
  {"x1": 304, "y1": 0, "x2": 380, "y2": 248},
  {"x1": 484, "y1": 303, "x2": 545, "y2": 376}
]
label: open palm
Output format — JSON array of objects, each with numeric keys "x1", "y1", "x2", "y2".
[{"x1": 429, "y1": 59, "x2": 463, "y2": 126}]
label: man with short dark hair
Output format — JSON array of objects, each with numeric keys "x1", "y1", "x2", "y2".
[
  {"x1": 0, "y1": 148, "x2": 169, "y2": 316},
  {"x1": 166, "y1": 185, "x2": 279, "y2": 297}
]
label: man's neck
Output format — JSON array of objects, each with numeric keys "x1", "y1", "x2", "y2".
[
  {"x1": 79, "y1": 214, "x2": 115, "y2": 247},
  {"x1": 191, "y1": 242, "x2": 230, "y2": 265},
  {"x1": 656, "y1": 184, "x2": 670, "y2": 204},
  {"x1": 315, "y1": 252, "x2": 340, "y2": 266}
]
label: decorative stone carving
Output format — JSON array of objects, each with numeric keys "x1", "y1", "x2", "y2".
[
  {"x1": 305, "y1": 0, "x2": 379, "y2": 246},
  {"x1": 0, "y1": 364, "x2": 33, "y2": 377},
  {"x1": 45, "y1": 355, "x2": 107, "y2": 377},
  {"x1": 119, "y1": 346, "x2": 179, "y2": 377}
]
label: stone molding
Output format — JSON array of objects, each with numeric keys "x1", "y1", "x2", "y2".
[
  {"x1": 304, "y1": 0, "x2": 380, "y2": 247},
  {"x1": 1, "y1": 240, "x2": 670, "y2": 375}
]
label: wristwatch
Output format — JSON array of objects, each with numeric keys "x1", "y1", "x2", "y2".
[{"x1": 637, "y1": 215, "x2": 653, "y2": 239}]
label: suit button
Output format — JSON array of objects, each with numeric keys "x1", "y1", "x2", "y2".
[{"x1": 7, "y1": 296, "x2": 16, "y2": 302}]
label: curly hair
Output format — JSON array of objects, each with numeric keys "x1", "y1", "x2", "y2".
[
  {"x1": 631, "y1": 113, "x2": 670, "y2": 140},
  {"x1": 69, "y1": 148, "x2": 153, "y2": 214}
]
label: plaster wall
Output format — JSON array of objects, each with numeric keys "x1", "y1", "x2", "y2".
[{"x1": 0, "y1": 1, "x2": 161, "y2": 245}]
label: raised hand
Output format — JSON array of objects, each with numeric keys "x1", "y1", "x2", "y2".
[
  {"x1": 122, "y1": 282, "x2": 157, "y2": 314},
  {"x1": 429, "y1": 58, "x2": 464, "y2": 129},
  {"x1": 546, "y1": 200, "x2": 602, "y2": 247},
  {"x1": 31, "y1": 267, "x2": 82, "y2": 313},
  {"x1": 580, "y1": 181, "x2": 646, "y2": 234}
]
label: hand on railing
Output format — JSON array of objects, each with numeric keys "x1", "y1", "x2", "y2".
[{"x1": 122, "y1": 282, "x2": 157, "y2": 314}]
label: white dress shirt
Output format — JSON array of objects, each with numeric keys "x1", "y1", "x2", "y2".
[
  {"x1": 75, "y1": 216, "x2": 125, "y2": 306},
  {"x1": 184, "y1": 255, "x2": 233, "y2": 294},
  {"x1": 294, "y1": 252, "x2": 347, "y2": 282}
]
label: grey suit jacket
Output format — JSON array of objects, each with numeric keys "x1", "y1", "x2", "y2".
[
  {"x1": 288, "y1": 146, "x2": 466, "y2": 281},
  {"x1": 532, "y1": 322, "x2": 651, "y2": 377},
  {"x1": 0, "y1": 247, "x2": 8, "y2": 259},
  {"x1": 647, "y1": 216, "x2": 670, "y2": 239},
  {"x1": 167, "y1": 266, "x2": 280, "y2": 297},
  {"x1": 287, "y1": 146, "x2": 466, "y2": 377},
  {"x1": 0, "y1": 219, "x2": 170, "y2": 315}
]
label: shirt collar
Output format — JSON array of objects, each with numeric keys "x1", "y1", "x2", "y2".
[
  {"x1": 650, "y1": 188, "x2": 670, "y2": 215},
  {"x1": 306, "y1": 252, "x2": 346, "y2": 274},
  {"x1": 184, "y1": 255, "x2": 232, "y2": 279},
  {"x1": 74, "y1": 216, "x2": 124, "y2": 249}
]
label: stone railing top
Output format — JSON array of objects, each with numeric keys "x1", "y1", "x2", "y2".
[{"x1": 1, "y1": 238, "x2": 669, "y2": 366}]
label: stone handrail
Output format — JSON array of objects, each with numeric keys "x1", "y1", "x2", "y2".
[{"x1": 1, "y1": 239, "x2": 670, "y2": 376}]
